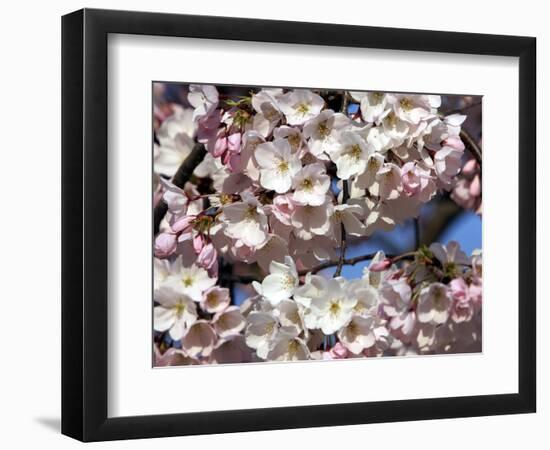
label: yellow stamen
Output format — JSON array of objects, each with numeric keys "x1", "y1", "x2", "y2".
[
  {"x1": 278, "y1": 160, "x2": 290, "y2": 173},
  {"x1": 399, "y1": 98, "x2": 413, "y2": 111},
  {"x1": 296, "y1": 103, "x2": 310, "y2": 115}
]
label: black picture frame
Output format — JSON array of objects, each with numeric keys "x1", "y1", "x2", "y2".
[{"x1": 62, "y1": 8, "x2": 536, "y2": 442}]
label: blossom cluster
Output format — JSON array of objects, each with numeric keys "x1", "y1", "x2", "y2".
[
  {"x1": 154, "y1": 241, "x2": 481, "y2": 364},
  {"x1": 152, "y1": 84, "x2": 482, "y2": 365}
]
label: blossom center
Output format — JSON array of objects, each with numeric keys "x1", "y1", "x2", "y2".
[
  {"x1": 244, "y1": 205, "x2": 258, "y2": 220},
  {"x1": 296, "y1": 103, "x2": 310, "y2": 115},
  {"x1": 288, "y1": 134, "x2": 301, "y2": 149},
  {"x1": 329, "y1": 300, "x2": 342, "y2": 316},
  {"x1": 385, "y1": 112, "x2": 398, "y2": 127},
  {"x1": 174, "y1": 302, "x2": 186, "y2": 318},
  {"x1": 368, "y1": 157, "x2": 381, "y2": 171},
  {"x1": 300, "y1": 178, "x2": 313, "y2": 191},
  {"x1": 206, "y1": 291, "x2": 219, "y2": 307},
  {"x1": 318, "y1": 121, "x2": 330, "y2": 137},
  {"x1": 182, "y1": 276, "x2": 194, "y2": 287},
  {"x1": 282, "y1": 274, "x2": 296, "y2": 289},
  {"x1": 432, "y1": 289, "x2": 446, "y2": 307},
  {"x1": 263, "y1": 322, "x2": 275, "y2": 335},
  {"x1": 399, "y1": 98, "x2": 413, "y2": 111},
  {"x1": 349, "y1": 144, "x2": 362, "y2": 161},
  {"x1": 219, "y1": 193, "x2": 233, "y2": 205},
  {"x1": 277, "y1": 160, "x2": 290, "y2": 174},
  {"x1": 371, "y1": 92, "x2": 384, "y2": 104},
  {"x1": 287, "y1": 339, "x2": 300, "y2": 357}
]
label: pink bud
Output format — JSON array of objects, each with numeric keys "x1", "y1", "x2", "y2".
[
  {"x1": 171, "y1": 215, "x2": 196, "y2": 234},
  {"x1": 193, "y1": 233, "x2": 205, "y2": 254},
  {"x1": 443, "y1": 136, "x2": 465, "y2": 151},
  {"x1": 197, "y1": 243, "x2": 217, "y2": 270},
  {"x1": 154, "y1": 232, "x2": 177, "y2": 258},
  {"x1": 197, "y1": 109, "x2": 222, "y2": 137},
  {"x1": 212, "y1": 131, "x2": 228, "y2": 157},
  {"x1": 369, "y1": 259, "x2": 392, "y2": 272},
  {"x1": 227, "y1": 133, "x2": 242, "y2": 153},
  {"x1": 329, "y1": 342, "x2": 349, "y2": 359}
]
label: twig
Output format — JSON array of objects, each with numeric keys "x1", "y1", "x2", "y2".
[
  {"x1": 334, "y1": 180, "x2": 349, "y2": 277},
  {"x1": 153, "y1": 143, "x2": 207, "y2": 234},
  {"x1": 442, "y1": 100, "x2": 482, "y2": 116},
  {"x1": 224, "y1": 249, "x2": 419, "y2": 283},
  {"x1": 459, "y1": 128, "x2": 482, "y2": 166}
]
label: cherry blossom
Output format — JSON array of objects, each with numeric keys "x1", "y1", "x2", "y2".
[
  {"x1": 153, "y1": 287, "x2": 197, "y2": 340},
  {"x1": 255, "y1": 138, "x2": 302, "y2": 193}
]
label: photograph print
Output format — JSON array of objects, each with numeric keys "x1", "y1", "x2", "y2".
[{"x1": 152, "y1": 83, "x2": 482, "y2": 366}]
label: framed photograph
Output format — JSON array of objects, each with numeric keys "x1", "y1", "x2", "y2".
[{"x1": 62, "y1": 8, "x2": 536, "y2": 442}]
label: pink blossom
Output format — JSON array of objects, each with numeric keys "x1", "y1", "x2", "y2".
[
  {"x1": 401, "y1": 162, "x2": 422, "y2": 196},
  {"x1": 227, "y1": 132, "x2": 242, "y2": 153},
  {"x1": 197, "y1": 243, "x2": 217, "y2": 270},
  {"x1": 193, "y1": 233, "x2": 205, "y2": 254},
  {"x1": 328, "y1": 342, "x2": 349, "y2": 359},
  {"x1": 369, "y1": 258, "x2": 392, "y2": 272},
  {"x1": 154, "y1": 232, "x2": 177, "y2": 258},
  {"x1": 443, "y1": 136, "x2": 465, "y2": 151},
  {"x1": 449, "y1": 277, "x2": 467, "y2": 299},
  {"x1": 171, "y1": 215, "x2": 196, "y2": 234},
  {"x1": 271, "y1": 193, "x2": 296, "y2": 226},
  {"x1": 434, "y1": 146, "x2": 463, "y2": 187},
  {"x1": 212, "y1": 130, "x2": 228, "y2": 157}
]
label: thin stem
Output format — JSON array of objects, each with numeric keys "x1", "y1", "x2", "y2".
[
  {"x1": 459, "y1": 128, "x2": 482, "y2": 166},
  {"x1": 299, "y1": 252, "x2": 397, "y2": 276},
  {"x1": 153, "y1": 143, "x2": 207, "y2": 234},
  {"x1": 225, "y1": 249, "x2": 420, "y2": 283},
  {"x1": 332, "y1": 92, "x2": 352, "y2": 278},
  {"x1": 442, "y1": 100, "x2": 482, "y2": 116},
  {"x1": 334, "y1": 180, "x2": 349, "y2": 277}
]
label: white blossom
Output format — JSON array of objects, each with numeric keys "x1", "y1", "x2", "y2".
[
  {"x1": 291, "y1": 163, "x2": 331, "y2": 206},
  {"x1": 153, "y1": 287, "x2": 197, "y2": 340},
  {"x1": 256, "y1": 256, "x2": 299, "y2": 306},
  {"x1": 329, "y1": 130, "x2": 373, "y2": 180},
  {"x1": 164, "y1": 259, "x2": 216, "y2": 302},
  {"x1": 278, "y1": 89, "x2": 324, "y2": 125},
  {"x1": 255, "y1": 138, "x2": 302, "y2": 193},
  {"x1": 417, "y1": 283, "x2": 452, "y2": 324},
  {"x1": 306, "y1": 279, "x2": 357, "y2": 334},
  {"x1": 222, "y1": 191, "x2": 269, "y2": 248}
]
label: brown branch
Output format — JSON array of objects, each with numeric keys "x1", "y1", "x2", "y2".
[
  {"x1": 226, "y1": 249, "x2": 420, "y2": 283},
  {"x1": 442, "y1": 100, "x2": 482, "y2": 116},
  {"x1": 334, "y1": 180, "x2": 349, "y2": 277},
  {"x1": 300, "y1": 252, "x2": 384, "y2": 276},
  {"x1": 153, "y1": 143, "x2": 207, "y2": 234},
  {"x1": 459, "y1": 128, "x2": 482, "y2": 166}
]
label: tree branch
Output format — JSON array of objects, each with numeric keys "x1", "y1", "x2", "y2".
[
  {"x1": 334, "y1": 180, "x2": 349, "y2": 277},
  {"x1": 153, "y1": 143, "x2": 207, "y2": 234},
  {"x1": 459, "y1": 128, "x2": 482, "y2": 166}
]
